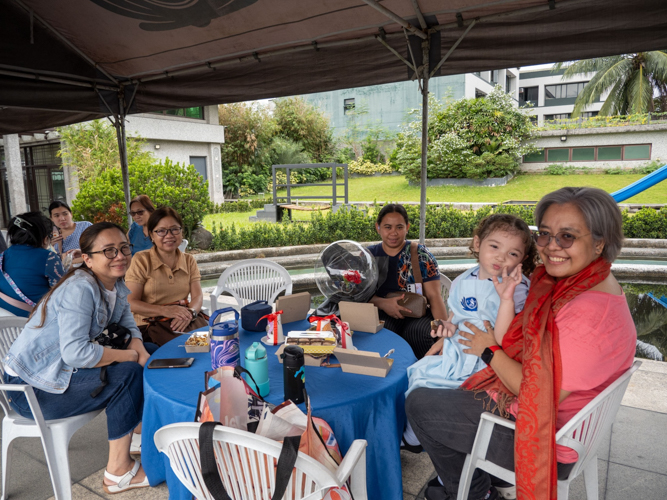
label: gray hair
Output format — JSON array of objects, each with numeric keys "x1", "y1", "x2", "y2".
[{"x1": 534, "y1": 187, "x2": 624, "y2": 262}]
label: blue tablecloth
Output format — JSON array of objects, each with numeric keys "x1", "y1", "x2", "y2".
[{"x1": 142, "y1": 320, "x2": 417, "y2": 500}]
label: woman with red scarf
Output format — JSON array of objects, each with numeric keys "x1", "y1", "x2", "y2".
[{"x1": 406, "y1": 187, "x2": 637, "y2": 500}]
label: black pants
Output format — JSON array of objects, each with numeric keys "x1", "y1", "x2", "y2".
[
  {"x1": 406, "y1": 388, "x2": 575, "y2": 499},
  {"x1": 379, "y1": 310, "x2": 436, "y2": 359}
]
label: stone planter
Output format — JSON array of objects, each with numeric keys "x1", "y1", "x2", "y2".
[{"x1": 408, "y1": 173, "x2": 514, "y2": 187}]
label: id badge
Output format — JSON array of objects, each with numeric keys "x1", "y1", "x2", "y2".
[{"x1": 407, "y1": 283, "x2": 423, "y2": 295}]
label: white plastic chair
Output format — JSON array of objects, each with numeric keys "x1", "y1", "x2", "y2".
[
  {"x1": 155, "y1": 422, "x2": 368, "y2": 500},
  {"x1": 0, "y1": 308, "x2": 16, "y2": 318},
  {"x1": 178, "y1": 239, "x2": 188, "y2": 252},
  {"x1": 0, "y1": 317, "x2": 103, "y2": 500},
  {"x1": 210, "y1": 259, "x2": 293, "y2": 312},
  {"x1": 456, "y1": 360, "x2": 641, "y2": 500}
]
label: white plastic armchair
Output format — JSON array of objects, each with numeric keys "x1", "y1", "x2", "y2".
[
  {"x1": 0, "y1": 317, "x2": 103, "y2": 500},
  {"x1": 210, "y1": 259, "x2": 293, "y2": 312},
  {"x1": 155, "y1": 422, "x2": 368, "y2": 500},
  {"x1": 456, "y1": 360, "x2": 641, "y2": 500}
]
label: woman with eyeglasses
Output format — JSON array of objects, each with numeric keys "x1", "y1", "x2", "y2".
[
  {"x1": 0, "y1": 212, "x2": 65, "y2": 317},
  {"x1": 127, "y1": 195, "x2": 155, "y2": 255},
  {"x1": 406, "y1": 187, "x2": 636, "y2": 500},
  {"x1": 3, "y1": 222, "x2": 153, "y2": 493},
  {"x1": 126, "y1": 206, "x2": 204, "y2": 346}
]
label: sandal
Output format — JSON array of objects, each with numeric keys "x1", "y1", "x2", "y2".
[
  {"x1": 103, "y1": 460, "x2": 149, "y2": 494},
  {"x1": 130, "y1": 432, "x2": 141, "y2": 457}
]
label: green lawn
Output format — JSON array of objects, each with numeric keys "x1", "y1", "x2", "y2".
[
  {"x1": 204, "y1": 173, "x2": 666, "y2": 230},
  {"x1": 275, "y1": 174, "x2": 667, "y2": 204}
]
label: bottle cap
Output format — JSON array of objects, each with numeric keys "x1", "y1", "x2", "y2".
[{"x1": 246, "y1": 341, "x2": 267, "y2": 361}]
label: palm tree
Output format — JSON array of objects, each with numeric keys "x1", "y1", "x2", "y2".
[{"x1": 554, "y1": 52, "x2": 667, "y2": 117}]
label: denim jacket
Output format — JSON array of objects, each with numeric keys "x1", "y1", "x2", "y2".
[{"x1": 3, "y1": 270, "x2": 142, "y2": 394}]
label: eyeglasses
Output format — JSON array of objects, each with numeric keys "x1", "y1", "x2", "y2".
[
  {"x1": 129, "y1": 210, "x2": 146, "y2": 217},
  {"x1": 153, "y1": 227, "x2": 182, "y2": 237},
  {"x1": 87, "y1": 244, "x2": 133, "y2": 259},
  {"x1": 532, "y1": 231, "x2": 590, "y2": 249}
]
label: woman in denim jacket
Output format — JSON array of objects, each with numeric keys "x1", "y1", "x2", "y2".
[{"x1": 3, "y1": 222, "x2": 153, "y2": 494}]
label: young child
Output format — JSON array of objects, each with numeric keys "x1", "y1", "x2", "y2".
[{"x1": 402, "y1": 214, "x2": 537, "y2": 450}]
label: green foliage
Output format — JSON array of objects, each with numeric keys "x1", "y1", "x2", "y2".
[
  {"x1": 72, "y1": 158, "x2": 211, "y2": 237},
  {"x1": 347, "y1": 160, "x2": 394, "y2": 176},
  {"x1": 218, "y1": 102, "x2": 277, "y2": 196},
  {"x1": 622, "y1": 208, "x2": 667, "y2": 239},
  {"x1": 537, "y1": 112, "x2": 667, "y2": 130},
  {"x1": 57, "y1": 120, "x2": 154, "y2": 183},
  {"x1": 273, "y1": 97, "x2": 335, "y2": 162},
  {"x1": 604, "y1": 160, "x2": 665, "y2": 175},
  {"x1": 554, "y1": 52, "x2": 667, "y2": 116},
  {"x1": 211, "y1": 199, "x2": 272, "y2": 213},
  {"x1": 393, "y1": 87, "x2": 537, "y2": 181},
  {"x1": 340, "y1": 100, "x2": 394, "y2": 161},
  {"x1": 545, "y1": 164, "x2": 580, "y2": 175}
]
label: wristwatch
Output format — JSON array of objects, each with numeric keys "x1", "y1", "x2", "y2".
[
  {"x1": 481, "y1": 345, "x2": 502, "y2": 365},
  {"x1": 188, "y1": 307, "x2": 197, "y2": 319}
]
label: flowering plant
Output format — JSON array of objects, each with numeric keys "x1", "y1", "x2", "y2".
[{"x1": 343, "y1": 270, "x2": 362, "y2": 285}]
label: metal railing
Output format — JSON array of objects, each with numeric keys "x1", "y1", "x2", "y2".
[{"x1": 271, "y1": 163, "x2": 348, "y2": 207}]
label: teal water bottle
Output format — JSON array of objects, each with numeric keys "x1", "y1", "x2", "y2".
[{"x1": 244, "y1": 342, "x2": 270, "y2": 397}]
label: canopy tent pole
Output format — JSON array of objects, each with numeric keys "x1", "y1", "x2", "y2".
[
  {"x1": 95, "y1": 88, "x2": 134, "y2": 227},
  {"x1": 419, "y1": 36, "x2": 429, "y2": 244}
]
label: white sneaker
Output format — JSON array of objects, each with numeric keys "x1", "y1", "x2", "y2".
[{"x1": 130, "y1": 432, "x2": 141, "y2": 456}]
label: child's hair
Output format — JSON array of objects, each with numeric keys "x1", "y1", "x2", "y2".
[{"x1": 469, "y1": 213, "x2": 538, "y2": 275}]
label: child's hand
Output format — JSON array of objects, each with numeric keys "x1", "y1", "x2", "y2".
[
  {"x1": 430, "y1": 311, "x2": 456, "y2": 338},
  {"x1": 492, "y1": 264, "x2": 523, "y2": 302}
]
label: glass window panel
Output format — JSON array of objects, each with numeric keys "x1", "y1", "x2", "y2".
[
  {"x1": 624, "y1": 145, "x2": 650, "y2": 160},
  {"x1": 566, "y1": 84, "x2": 579, "y2": 98},
  {"x1": 572, "y1": 148, "x2": 595, "y2": 161},
  {"x1": 597, "y1": 146, "x2": 622, "y2": 160},
  {"x1": 526, "y1": 87, "x2": 539, "y2": 101},
  {"x1": 547, "y1": 149, "x2": 570, "y2": 162},
  {"x1": 185, "y1": 107, "x2": 204, "y2": 119},
  {"x1": 545, "y1": 86, "x2": 556, "y2": 99},
  {"x1": 523, "y1": 150, "x2": 545, "y2": 162}
]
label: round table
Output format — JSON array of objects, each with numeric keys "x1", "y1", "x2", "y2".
[{"x1": 141, "y1": 319, "x2": 417, "y2": 500}]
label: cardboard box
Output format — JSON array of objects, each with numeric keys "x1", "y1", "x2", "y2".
[
  {"x1": 339, "y1": 302, "x2": 384, "y2": 333},
  {"x1": 333, "y1": 348, "x2": 394, "y2": 377},
  {"x1": 275, "y1": 344, "x2": 327, "y2": 367},
  {"x1": 276, "y1": 292, "x2": 311, "y2": 323}
]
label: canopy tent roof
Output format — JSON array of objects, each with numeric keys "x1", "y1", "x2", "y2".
[{"x1": 2, "y1": 0, "x2": 667, "y2": 134}]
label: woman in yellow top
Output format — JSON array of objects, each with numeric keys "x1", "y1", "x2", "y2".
[{"x1": 126, "y1": 207, "x2": 204, "y2": 346}]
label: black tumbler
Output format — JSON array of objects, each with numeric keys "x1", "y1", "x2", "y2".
[{"x1": 281, "y1": 345, "x2": 305, "y2": 404}]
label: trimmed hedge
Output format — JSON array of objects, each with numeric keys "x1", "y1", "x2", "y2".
[
  {"x1": 211, "y1": 199, "x2": 272, "y2": 213},
  {"x1": 209, "y1": 204, "x2": 667, "y2": 251}
]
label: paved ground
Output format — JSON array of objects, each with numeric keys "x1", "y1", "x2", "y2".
[{"x1": 2, "y1": 294, "x2": 664, "y2": 500}]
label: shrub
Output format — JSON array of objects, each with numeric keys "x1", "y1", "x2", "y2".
[
  {"x1": 347, "y1": 160, "x2": 394, "y2": 176},
  {"x1": 544, "y1": 164, "x2": 579, "y2": 175},
  {"x1": 273, "y1": 97, "x2": 335, "y2": 162},
  {"x1": 393, "y1": 87, "x2": 537, "y2": 181},
  {"x1": 622, "y1": 208, "x2": 667, "y2": 239},
  {"x1": 72, "y1": 157, "x2": 212, "y2": 237},
  {"x1": 210, "y1": 199, "x2": 272, "y2": 213}
]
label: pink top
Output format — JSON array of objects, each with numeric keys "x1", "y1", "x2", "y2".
[{"x1": 491, "y1": 290, "x2": 636, "y2": 463}]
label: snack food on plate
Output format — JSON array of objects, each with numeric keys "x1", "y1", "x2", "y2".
[{"x1": 185, "y1": 333, "x2": 209, "y2": 346}]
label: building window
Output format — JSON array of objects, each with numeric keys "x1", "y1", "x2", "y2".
[
  {"x1": 475, "y1": 89, "x2": 487, "y2": 99},
  {"x1": 523, "y1": 144, "x2": 651, "y2": 163},
  {"x1": 544, "y1": 113, "x2": 572, "y2": 123},
  {"x1": 519, "y1": 86, "x2": 539, "y2": 106},
  {"x1": 189, "y1": 156, "x2": 208, "y2": 181},
  {"x1": 529, "y1": 115, "x2": 538, "y2": 125},
  {"x1": 545, "y1": 82, "x2": 587, "y2": 99},
  {"x1": 344, "y1": 98, "x2": 355, "y2": 115},
  {"x1": 153, "y1": 107, "x2": 205, "y2": 119}
]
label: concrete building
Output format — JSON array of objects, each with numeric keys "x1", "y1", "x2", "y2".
[
  {"x1": 518, "y1": 66, "x2": 605, "y2": 125},
  {"x1": 301, "y1": 69, "x2": 519, "y2": 135},
  {"x1": 0, "y1": 105, "x2": 224, "y2": 228}
]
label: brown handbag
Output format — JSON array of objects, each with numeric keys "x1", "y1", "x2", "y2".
[
  {"x1": 139, "y1": 300, "x2": 210, "y2": 346},
  {"x1": 386, "y1": 241, "x2": 428, "y2": 318}
]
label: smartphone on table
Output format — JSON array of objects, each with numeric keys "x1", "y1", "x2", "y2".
[{"x1": 147, "y1": 357, "x2": 195, "y2": 369}]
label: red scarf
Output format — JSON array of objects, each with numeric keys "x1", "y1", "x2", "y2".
[{"x1": 461, "y1": 258, "x2": 611, "y2": 500}]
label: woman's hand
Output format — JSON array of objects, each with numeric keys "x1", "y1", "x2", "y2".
[
  {"x1": 128, "y1": 338, "x2": 151, "y2": 367},
  {"x1": 425, "y1": 337, "x2": 445, "y2": 356},
  {"x1": 492, "y1": 264, "x2": 523, "y2": 302},
  {"x1": 381, "y1": 295, "x2": 412, "y2": 319},
  {"x1": 458, "y1": 321, "x2": 499, "y2": 357},
  {"x1": 170, "y1": 316, "x2": 192, "y2": 332},
  {"x1": 162, "y1": 305, "x2": 192, "y2": 322}
]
